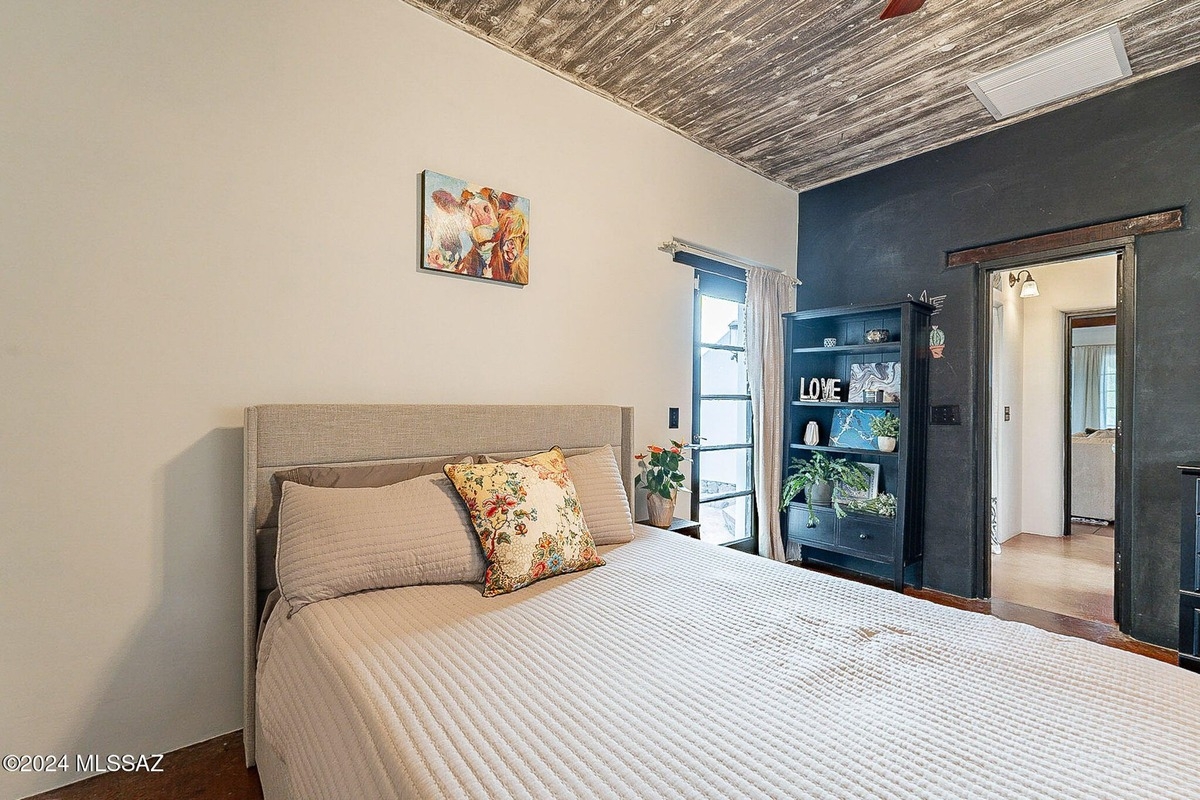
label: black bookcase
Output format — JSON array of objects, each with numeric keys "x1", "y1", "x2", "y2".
[{"x1": 782, "y1": 300, "x2": 932, "y2": 590}]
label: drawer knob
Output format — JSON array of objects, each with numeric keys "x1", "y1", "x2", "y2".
[
  {"x1": 807, "y1": 518, "x2": 819, "y2": 528},
  {"x1": 859, "y1": 533, "x2": 869, "y2": 539}
]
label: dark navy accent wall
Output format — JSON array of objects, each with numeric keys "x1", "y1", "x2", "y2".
[{"x1": 797, "y1": 64, "x2": 1200, "y2": 647}]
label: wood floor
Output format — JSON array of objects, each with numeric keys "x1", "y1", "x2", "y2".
[
  {"x1": 27, "y1": 574, "x2": 1177, "y2": 800},
  {"x1": 991, "y1": 524, "x2": 1115, "y2": 623},
  {"x1": 25, "y1": 731, "x2": 262, "y2": 800}
]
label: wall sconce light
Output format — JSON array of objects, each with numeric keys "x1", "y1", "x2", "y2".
[{"x1": 1009, "y1": 269, "x2": 1040, "y2": 298}]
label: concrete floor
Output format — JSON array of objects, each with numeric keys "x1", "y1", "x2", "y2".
[{"x1": 990, "y1": 524, "x2": 1115, "y2": 623}]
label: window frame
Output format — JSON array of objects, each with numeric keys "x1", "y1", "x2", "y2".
[{"x1": 685, "y1": 256, "x2": 756, "y2": 551}]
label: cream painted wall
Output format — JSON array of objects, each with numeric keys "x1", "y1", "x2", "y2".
[
  {"x1": 1018, "y1": 255, "x2": 1117, "y2": 537},
  {"x1": 0, "y1": 2, "x2": 797, "y2": 795}
]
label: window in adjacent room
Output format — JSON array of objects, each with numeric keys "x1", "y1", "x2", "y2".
[
  {"x1": 1099, "y1": 345, "x2": 1117, "y2": 428},
  {"x1": 1069, "y1": 323, "x2": 1117, "y2": 432}
]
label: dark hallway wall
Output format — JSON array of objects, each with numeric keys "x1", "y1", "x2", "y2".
[{"x1": 797, "y1": 64, "x2": 1200, "y2": 647}]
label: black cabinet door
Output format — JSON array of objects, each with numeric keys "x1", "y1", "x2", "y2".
[
  {"x1": 787, "y1": 504, "x2": 837, "y2": 549},
  {"x1": 837, "y1": 515, "x2": 896, "y2": 562},
  {"x1": 1181, "y1": 594, "x2": 1200, "y2": 673},
  {"x1": 1179, "y1": 468, "x2": 1200, "y2": 671}
]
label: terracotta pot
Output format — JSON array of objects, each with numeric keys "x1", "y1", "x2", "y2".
[
  {"x1": 807, "y1": 480, "x2": 833, "y2": 507},
  {"x1": 877, "y1": 435, "x2": 897, "y2": 453},
  {"x1": 646, "y1": 490, "x2": 677, "y2": 527}
]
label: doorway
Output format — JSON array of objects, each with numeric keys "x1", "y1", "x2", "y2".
[
  {"x1": 1065, "y1": 309, "x2": 1117, "y2": 534},
  {"x1": 980, "y1": 250, "x2": 1130, "y2": 628}
]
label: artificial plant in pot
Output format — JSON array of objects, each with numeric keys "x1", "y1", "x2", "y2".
[
  {"x1": 869, "y1": 411, "x2": 900, "y2": 453},
  {"x1": 635, "y1": 441, "x2": 690, "y2": 527},
  {"x1": 779, "y1": 451, "x2": 869, "y2": 519}
]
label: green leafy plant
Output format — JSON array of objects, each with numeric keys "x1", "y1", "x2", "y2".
[
  {"x1": 842, "y1": 492, "x2": 897, "y2": 518},
  {"x1": 780, "y1": 451, "x2": 869, "y2": 518},
  {"x1": 634, "y1": 440, "x2": 690, "y2": 499},
  {"x1": 868, "y1": 411, "x2": 900, "y2": 439}
]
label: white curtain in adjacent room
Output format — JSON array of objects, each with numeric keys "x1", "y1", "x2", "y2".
[
  {"x1": 1071, "y1": 344, "x2": 1116, "y2": 432},
  {"x1": 745, "y1": 268, "x2": 796, "y2": 561}
]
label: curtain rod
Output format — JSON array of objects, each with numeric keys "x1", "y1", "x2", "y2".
[{"x1": 658, "y1": 237, "x2": 802, "y2": 286}]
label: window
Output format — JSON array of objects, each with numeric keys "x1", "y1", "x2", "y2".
[
  {"x1": 690, "y1": 261, "x2": 755, "y2": 548},
  {"x1": 1069, "y1": 332, "x2": 1116, "y2": 433},
  {"x1": 1099, "y1": 347, "x2": 1117, "y2": 428}
]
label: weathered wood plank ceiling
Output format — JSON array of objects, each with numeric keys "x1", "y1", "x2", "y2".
[{"x1": 404, "y1": 0, "x2": 1200, "y2": 190}]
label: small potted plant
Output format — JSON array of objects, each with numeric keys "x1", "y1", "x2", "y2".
[
  {"x1": 635, "y1": 440, "x2": 690, "y2": 527},
  {"x1": 779, "y1": 451, "x2": 869, "y2": 519},
  {"x1": 869, "y1": 412, "x2": 900, "y2": 453}
]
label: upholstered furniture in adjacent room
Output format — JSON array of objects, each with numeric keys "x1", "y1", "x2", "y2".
[{"x1": 1071, "y1": 428, "x2": 1116, "y2": 522}]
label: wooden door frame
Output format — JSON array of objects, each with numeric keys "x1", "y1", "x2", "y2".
[{"x1": 970, "y1": 240, "x2": 1135, "y2": 632}]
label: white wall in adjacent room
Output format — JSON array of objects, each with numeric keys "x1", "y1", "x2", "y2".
[
  {"x1": 0, "y1": 2, "x2": 797, "y2": 795},
  {"x1": 1018, "y1": 255, "x2": 1117, "y2": 537},
  {"x1": 991, "y1": 277, "x2": 1024, "y2": 545}
]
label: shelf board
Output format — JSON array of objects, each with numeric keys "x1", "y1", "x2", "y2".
[
  {"x1": 791, "y1": 401, "x2": 900, "y2": 409},
  {"x1": 792, "y1": 343, "x2": 902, "y2": 354},
  {"x1": 783, "y1": 300, "x2": 933, "y2": 320},
  {"x1": 789, "y1": 443, "x2": 899, "y2": 458}
]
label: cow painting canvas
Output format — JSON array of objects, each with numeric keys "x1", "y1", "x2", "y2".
[{"x1": 421, "y1": 170, "x2": 530, "y2": 286}]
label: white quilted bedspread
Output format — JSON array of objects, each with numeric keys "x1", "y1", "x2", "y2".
[{"x1": 257, "y1": 526, "x2": 1200, "y2": 800}]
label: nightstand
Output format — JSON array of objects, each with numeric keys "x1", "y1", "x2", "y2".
[{"x1": 638, "y1": 517, "x2": 701, "y2": 539}]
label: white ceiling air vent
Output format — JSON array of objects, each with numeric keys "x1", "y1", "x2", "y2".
[{"x1": 968, "y1": 25, "x2": 1132, "y2": 120}]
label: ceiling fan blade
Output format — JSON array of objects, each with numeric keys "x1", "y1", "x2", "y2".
[{"x1": 880, "y1": 0, "x2": 926, "y2": 19}]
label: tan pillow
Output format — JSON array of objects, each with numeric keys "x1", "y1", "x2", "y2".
[
  {"x1": 443, "y1": 448, "x2": 604, "y2": 596},
  {"x1": 565, "y1": 446, "x2": 634, "y2": 545},
  {"x1": 276, "y1": 473, "x2": 486, "y2": 614},
  {"x1": 262, "y1": 456, "x2": 473, "y2": 528}
]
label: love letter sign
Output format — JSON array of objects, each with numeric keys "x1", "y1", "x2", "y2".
[{"x1": 798, "y1": 377, "x2": 842, "y2": 402}]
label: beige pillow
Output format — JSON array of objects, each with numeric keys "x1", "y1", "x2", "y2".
[
  {"x1": 263, "y1": 455, "x2": 474, "y2": 528},
  {"x1": 565, "y1": 446, "x2": 634, "y2": 545},
  {"x1": 276, "y1": 473, "x2": 486, "y2": 614},
  {"x1": 443, "y1": 448, "x2": 604, "y2": 597}
]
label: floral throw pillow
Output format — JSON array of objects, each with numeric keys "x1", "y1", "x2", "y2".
[{"x1": 443, "y1": 447, "x2": 604, "y2": 596}]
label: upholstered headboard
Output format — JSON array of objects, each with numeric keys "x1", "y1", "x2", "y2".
[{"x1": 242, "y1": 403, "x2": 634, "y2": 765}]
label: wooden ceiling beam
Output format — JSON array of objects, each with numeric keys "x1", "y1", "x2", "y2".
[{"x1": 946, "y1": 210, "x2": 1183, "y2": 268}]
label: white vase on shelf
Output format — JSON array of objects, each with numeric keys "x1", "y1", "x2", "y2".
[
  {"x1": 877, "y1": 436, "x2": 897, "y2": 453},
  {"x1": 803, "y1": 421, "x2": 820, "y2": 446}
]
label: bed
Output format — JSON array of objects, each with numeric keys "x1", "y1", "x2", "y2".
[{"x1": 244, "y1": 404, "x2": 1200, "y2": 800}]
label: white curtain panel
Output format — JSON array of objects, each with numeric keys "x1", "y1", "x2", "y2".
[
  {"x1": 745, "y1": 268, "x2": 796, "y2": 561},
  {"x1": 1070, "y1": 344, "x2": 1114, "y2": 432}
]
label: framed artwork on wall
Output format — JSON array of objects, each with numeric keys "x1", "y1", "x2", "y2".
[{"x1": 421, "y1": 170, "x2": 530, "y2": 286}]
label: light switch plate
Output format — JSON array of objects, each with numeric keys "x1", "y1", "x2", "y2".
[{"x1": 931, "y1": 404, "x2": 962, "y2": 425}]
